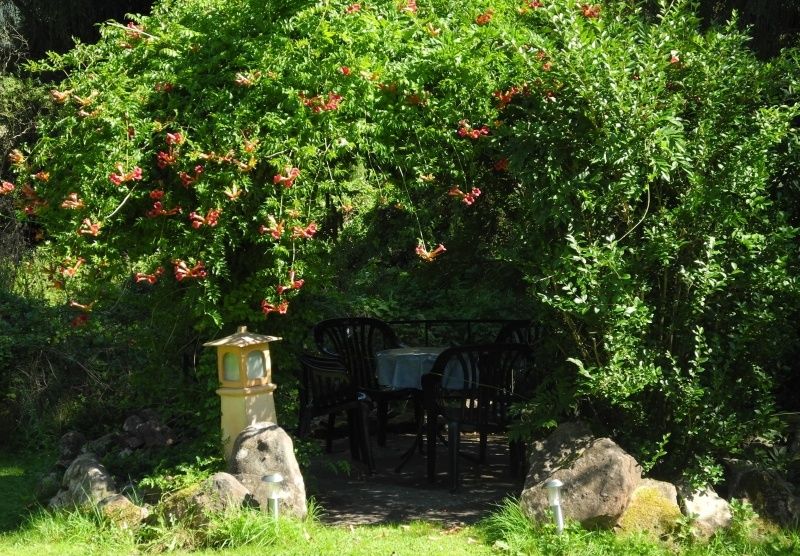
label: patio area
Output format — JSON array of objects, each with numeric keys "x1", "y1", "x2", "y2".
[{"x1": 305, "y1": 421, "x2": 524, "y2": 527}]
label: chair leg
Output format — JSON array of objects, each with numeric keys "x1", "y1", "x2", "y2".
[
  {"x1": 426, "y1": 409, "x2": 438, "y2": 482},
  {"x1": 414, "y1": 395, "x2": 424, "y2": 454},
  {"x1": 357, "y1": 401, "x2": 375, "y2": 474},
  {"x1": 346, "y1": 409, "x2": 359, "y2": 460},
  {"x1": 448, "y1": 420, "x2": 460, "y2": 492},
  {"x1": 509, "y1": 439, "x2": 519, "y2": 476},
  {"x1": 298, "y1": 410, "x2": 311, "y2": 438},
  {"x1": 326, "y1": 413, "x2": 336, "y2": 453},
  {"x1": 377, "y1": 400, "x2": 388, "y2": 446}
]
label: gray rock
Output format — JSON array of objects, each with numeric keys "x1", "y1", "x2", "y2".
[
  {"x1": 728, "y1": 465, "x2": 800, "y2": 528},
  {"x1": 520, "y1": 422, "x2": 641, "y2": 528},
  {"x1": 679, "y1": 485, "x2": 732, "y2": 538},
  {"x1": 134, "y1": 419, "x2": 176, "y2": 448},
  {"x1": 57, "y1": 431, "x2": 86, "y2": 466},
  {"x1": 84, "y1": 432, "x2": 119, "y2": 457},
  {"x1": 34, "y1": 471, "x2": 62, "y2": 501},
  {"x1": 196, "y1": 472, "x2": 255, "y2": 513},
  {"x1": 123, "y1": 415, "x2": 144, "y2": 433},
  {"x1": 228, "y1": 422, "x2": 307, "y2": 519},
  {"x1": 123, "y1": 412, "x2": 175, "y2": 448},
  {"x1": 97, "y1": 494, "x2": 149, "y2": 529},
  {"x1": 49, "y1": 453, "x2": 117, "y2": 509}
]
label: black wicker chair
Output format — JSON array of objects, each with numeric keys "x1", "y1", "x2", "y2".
[
  {"x1": 313, "y1": 317, "x2": 420, "y2": 447},
  {"x1": 297, "y1": 352, "x2": 374, "y2": 473},
  {"x1": 422, "y1": 343, "x2": 538, "y2": 491}
]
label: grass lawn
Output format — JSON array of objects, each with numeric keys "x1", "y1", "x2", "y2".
[
  {"x1": 0, "y1": 450, "x2": 53, "y2": 533},
  {"x1": 1, "y1": 453, "x2": 798, "y2": 556}
]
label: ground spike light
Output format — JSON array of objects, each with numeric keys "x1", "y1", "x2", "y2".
[
  {"x1": 262, "y1": 472, "x2": 284, "y2": 519},
  {"x1": 544, "y1": 478, "x2": 564, "y2": 534}
]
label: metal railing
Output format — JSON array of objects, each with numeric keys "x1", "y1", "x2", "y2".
[{"x1": 387, "y1": 318, "x2": 532, "y2": 347}]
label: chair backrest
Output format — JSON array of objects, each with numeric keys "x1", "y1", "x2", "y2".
[
  {"x1": 425, "y1": 343, "x2": 538, "y2": 427},
  {"x1": 313, "y1": 317, "x2": 401, "y2": 390},
  {"x1": 494, "y1": 320, "x2": 543, "y2": 345},
  {"x1": 298, "y1": 352, "x2": 354, "y2": 412}
]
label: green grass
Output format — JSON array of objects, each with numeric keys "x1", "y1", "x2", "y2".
[
  {"x1": 1, "y1": 455, "x2": 798, "y2": 556},
  {"x1": 0, "y1": 450, "x2": 53, "y2": 533}
]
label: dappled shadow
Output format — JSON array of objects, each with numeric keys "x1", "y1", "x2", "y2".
[{"x1": 305, "y1": 426, "x2": 522, "y2": 527}]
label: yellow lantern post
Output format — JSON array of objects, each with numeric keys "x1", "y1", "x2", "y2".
[{"x1": 203, "y1": 325, "x2": 281, "y2": 459}]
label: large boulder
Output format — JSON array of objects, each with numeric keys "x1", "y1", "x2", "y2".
[
  {"x1": 679, "y1": 485, "x2": 732, "y2": 538},
  {"x1": 98, "y1": 494, "x2": 150, "y2": 529},
  {"x1": 49, "y1": 453, "x2": 117, "y2": 509},
  {"x1": 727, "y1": 464, "x2": 800, "y2": 528},
  {"x1": 616, "y1": 479, "x2": 682, "y2": 536},
  {"x1": 159, "y1": 472, "x2": 253, "y2": 527},
  {"x1": 57, "y1": 430, "x2": 86, "y2": 467},
  {"x1": 520, "y1": 422, "x2": 641, "y2": 528},
  {"x1": 228, "y1": 422, "x2": 307, "y2": 519}
]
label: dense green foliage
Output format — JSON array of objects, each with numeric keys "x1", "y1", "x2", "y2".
[{"x1": 3, "y1": 0, "x2": 799, "y2": 481}]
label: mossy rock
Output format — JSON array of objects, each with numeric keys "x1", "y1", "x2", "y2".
[
  {"x1": 617, "y1": 484, "x2": 682, "y2": 538},
  {"x1": 156, "y1": 484, "x2": 207, "y2": 528}
]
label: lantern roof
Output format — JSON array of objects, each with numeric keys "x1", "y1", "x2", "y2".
[{"x1": 203, "y1": 325, "x2": 281, "y2": 348}]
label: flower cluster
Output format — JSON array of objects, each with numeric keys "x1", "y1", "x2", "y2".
[
  {"x1": 60, "y1": 257, "x2": 86, "y2": 278},
  {"x1": 448, "y1": 186, "x2": 482, "y2": 205},
  {"x1": 475, "y1": 9, "x2": 494, "y2": 25},
  {"x1": 416, "y1": 242, "x2": 446, "y2": 262},
  {"x1": 345, "y1": 3, "x2": 361, "y2": 15},
  {"x1": 276, "y1": 269, "x2": 305, "y2": 295},
  {"x1": 457, "y1": 120, "x2": 489, "y2": 139},
  {"x1": 301, "y1": 92, "x2": 343, "y2": 112},
  {"x1": 20, "y1": 183, "x2": 47, "y2": 215},
  {"x1": 179, "y1": 165, "x2": 204, "y2": 188},
  {"x1": 70, "y1": 314, "x2": 90, "y2": 327},
  {"x1": 109, "y1": 163, "x2": 143, "y2": 186},
  {"x1": 68, "y1": 299, "x2": 94, "y2": 312},
  {"x1": 188, "y1": 208, "x2": 221, "y2": 229},
  {"x1": 60, "y1": 193, "x2": 85, "y2": 209},
  {"x1": 273, "y1": 166, "x2": 300, "y2": 188},
  {"x1": 494, "y1": 157, "x2": 509, "y2": 172},
  {"x1": 51, "y1": 89, "x2": 71, "y2": 104},
  {"x1": 581, "y1": 4, "x2": 601, "y2": 18},
  {"x1": 258, "y1": 216, "x2": 285, "y2": 239},
  {"x1": 0, "y1": 181, "x2": 14, "y2": 195},
  {"x1": 260, "y1": 299, "x2": 289, "y2": 316},
  {"x1": 157, "y1": 131, "x2": 186, "y2": 168},
  {"x1": 77, "y1": 218, "x2": 101, "y2": 236},
  {"x1": 234, "y1": 71, "x2": 262, "y2": 87},
  {"x1": 292, "y1": 222, "x2": 317, "y2": 239},
  {"x1": 146, "y1": 201, "x2": 182, "y2": 218},
  {"x1": 399, "y1": 0, "x2": 417, "y2": 14},
  {"x1": 157, "y1": 151, "x2": 177, "y2": 168},
  {"x1": 34, "y1": 171, "x2": 50, "y2": 182},
  {"x1": 134, "y1": 266, "x2": 165, "y2": 285},
  {"x1": 493, "y1": 85, "x2": 523, "y2": 109},
  {"x1": 7, "y1": 149, "x2": 25, "y2": 166},
  {"x1": 173, "y1": 259, "x2": 207, "y2": 281}
]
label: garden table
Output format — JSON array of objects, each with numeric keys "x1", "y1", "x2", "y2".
[
  {"x1": 375, "y1": 346, "x2": 468, "y2": 472},
  {"x1": 376, "y1": 347, "x2": 466, "y2": 390}
]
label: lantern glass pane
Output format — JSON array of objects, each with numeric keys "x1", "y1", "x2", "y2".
[
  {"x1": 247, "y1": 351, "x2": 265, "y2": 379},
  {"x1": 223, "y1": 352, "x2": 240, "y2": 381}
]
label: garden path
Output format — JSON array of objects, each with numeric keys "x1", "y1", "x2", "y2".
[{"x1": 306, "y1": 425, "x2": 522, "y2": 527}]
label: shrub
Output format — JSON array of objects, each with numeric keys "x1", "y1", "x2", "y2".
[{"x1": 5, "y1": 0, "x2": 799, "y2": 479}]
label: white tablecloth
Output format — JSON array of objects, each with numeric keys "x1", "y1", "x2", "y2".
[{"x1": 376, "y1": 347, "x2": 465, "y2": 390}]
